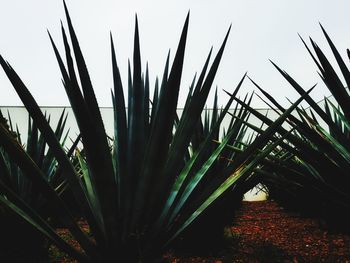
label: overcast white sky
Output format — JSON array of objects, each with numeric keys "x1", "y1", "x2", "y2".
[{"x1": 1, "y1": 0, "x2": 350, "y2": 108}]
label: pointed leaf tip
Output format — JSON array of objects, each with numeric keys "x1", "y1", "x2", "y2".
[
  {"x1": 110, "y1": 32, "x2": 114, "y2": 44},
  {"x1": 269, "y1": 59, "x2": 279, "y2": 69},
  {"x1": 63, "y1": 0, "x2": 68, "y2": 14},
  {"x1": 224, "y1": 24, "x2": 232, "y2": 41},
  {"x1": 223, "y1": 89, "x2": 232, "y2": 96},
  {"x1": 319, "y1": 23, "x2": 329, "y2": 37}
]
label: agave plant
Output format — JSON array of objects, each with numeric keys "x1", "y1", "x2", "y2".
[
  {"x1": 0, "y1": 110, "x2": 69, "y2": 199},
  {"x1": 0, "y1": 110, "x2": 75, "y2": 262},
  {"x1": 0, "y1": 2, "x2": 308, "y2": 262},
  {"x1": 244, "y1": 25, "x2": 350, "y2": 231},
  {"x1": 172, "y1": 90, "x2": 260, "y2": 252}
]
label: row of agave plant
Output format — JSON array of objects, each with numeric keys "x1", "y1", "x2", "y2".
[
  {"x1": 226, "y1": 24, "x2": 350, "y2": 230},
  {"x1": 252, "y1": 25, "x2": 350, "y2": 231},
  {"x1": 0, "y1": 1, "x2": 348, "y2": 263}
]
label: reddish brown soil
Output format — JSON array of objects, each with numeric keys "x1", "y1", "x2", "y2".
[
  {"x1": 50, "y1": 201, "x2": 350, "y2": 262},
  {"x1": 228, "y1": 201, "x2": 350, "y2": 262},
  {"x1": 164, "y1": 201, "x2": 350, "y2": 262}
]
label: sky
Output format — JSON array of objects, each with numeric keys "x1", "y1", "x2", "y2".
[{"x1": 1, "y1": 0, "x2": 350, "y2": 108}]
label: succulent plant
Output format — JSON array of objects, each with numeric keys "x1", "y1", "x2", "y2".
[
  {"x1": 248, "y1": 25, "x2": 350, "y2": 231},
  {"x1": 0, "y1": 1, "x2": 307, "y2": 262}
]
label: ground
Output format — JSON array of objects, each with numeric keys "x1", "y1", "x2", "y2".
[{"x1": 49, "y1": 200, "x2": 350, "y2": 262}]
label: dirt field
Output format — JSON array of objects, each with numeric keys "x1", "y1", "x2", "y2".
[{"x1": 165, "y1": 201, "x2": 350, "y2": 262}]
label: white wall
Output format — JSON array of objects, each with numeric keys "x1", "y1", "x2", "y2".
[{"x1": 1, "y1": 106, "x2": 280, "y2": 148}]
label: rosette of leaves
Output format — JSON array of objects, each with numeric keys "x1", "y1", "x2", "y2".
[{"x1": 0, "y1": 2, "x2": 307, "y2": 262}]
